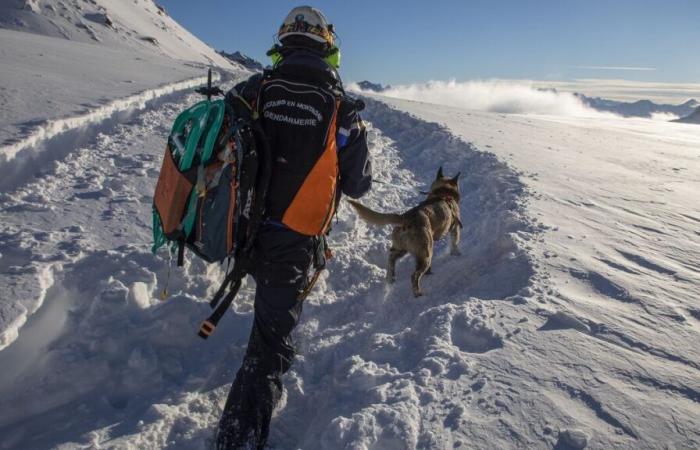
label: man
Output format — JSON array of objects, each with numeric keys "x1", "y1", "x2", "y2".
[{"x1": 216, "y1": 6, "x2": 372, "y2": 449}]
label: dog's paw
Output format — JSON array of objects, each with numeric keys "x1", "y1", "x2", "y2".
[
  {"x1": 413, "y1": 290, "x2": 424, "y2": 298},
  {"x1": 450, "y1": 249, "x2": 462, "y2": 256}
]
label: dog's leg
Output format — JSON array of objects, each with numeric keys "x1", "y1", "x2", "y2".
[
  {"x1": 411, "y1": 229, "x2": 433, "y2": 297},
  {"x1": 450, "y1": 222, "x2": 461, "y2": 256},
  {"x1": 411, "y1": 254, "x2": 431, "y2": 297},
  {"x1": 387, "y1": 248, "x2": 406, "y2": 284}
]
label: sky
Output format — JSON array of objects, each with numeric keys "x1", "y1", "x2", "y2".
[{"x1": 158, "y1": 0, "x2": 700, "y2": 86}]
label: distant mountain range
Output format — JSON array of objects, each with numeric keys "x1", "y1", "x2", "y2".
[
  {"x1": 575, "y1": 94, "x2": 698, "y2": 119},
  {"x1": 217, "y1": 50, "x2": 264, "y2": 71},
  {"x1": 355, "y1": 81, "x2": 391, "y2": 92},
  {"x1": 672, "y1": 106, "x2": 700, "y2": 124}
]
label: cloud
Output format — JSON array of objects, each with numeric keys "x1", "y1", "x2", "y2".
[
  {"x1": 350, "y1": 79, "x2": 616, "y2": 118},
  {"x1": 576, "y1": 66, "x2": 657, "y2": 71},
  {"x1": 649, "y1": 112, "x2": 679, "y2": 121}
]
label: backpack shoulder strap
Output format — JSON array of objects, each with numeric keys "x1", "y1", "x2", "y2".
[{"x1": 225, "y1": 73, "x2": 267, "y2": 118}]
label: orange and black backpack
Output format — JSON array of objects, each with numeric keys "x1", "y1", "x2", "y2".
[
  {"x1": 150, "y1": 70, "x2": 272, "y2": 339},
  {"x1": 198, "y1": 69, "x2": 347, "y2": 338}
]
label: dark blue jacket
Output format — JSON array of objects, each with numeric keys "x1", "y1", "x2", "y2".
[{"x1": 230, "y1": 50, "x2": 372, "y2": 222}]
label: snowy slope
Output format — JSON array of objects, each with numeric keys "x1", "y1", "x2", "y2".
[
  {"x1": 375, "y1": 96, "x2": 700, "y2": 448},
  {"x1": 0, "y1": 0, "x2": 243, "y2": 174},
  {"x1": 0, "y1": 0, "x2": 233, "y2": 67},
  {"x1": 0, "y1": 0, "x2": 250, "y2": 354}
]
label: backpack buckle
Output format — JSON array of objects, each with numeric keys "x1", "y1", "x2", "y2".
[{"x1": 198, "y1": 320, "x2": 216, "y2": 339}]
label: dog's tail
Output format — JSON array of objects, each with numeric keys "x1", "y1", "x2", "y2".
[{"x1": 347, "y1": 199, "x2": 403, "y2": 226}]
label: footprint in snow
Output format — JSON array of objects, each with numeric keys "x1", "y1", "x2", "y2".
[
  {"x1": 451, "y1": 314, "x2": 503, "y2": 354},
  {"x1": 538, "y1": 311, "x2": 590, "y2": 333}
]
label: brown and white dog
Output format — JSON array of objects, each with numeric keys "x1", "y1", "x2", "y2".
[{"x1": 348, "y1": 167, "x2": 462, "y2": 297}]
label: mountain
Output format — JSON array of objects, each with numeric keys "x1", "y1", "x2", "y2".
[
  {"x1": 575, "y1": 93, "x2": 698, "y2": 118},
  {"x1": 0, "y1": 0, "x2": 233, "y2": 67},
  {"x1": 355, "y1": 80, "x2": 392, "y2": 92},
  {"x1": 672, "y1": 105, "x2": 700, "y2": 124},
  {"x1": 218, "y1": 50, "x2": 264, "y2": 71},
  {"x1": 0, "y1": 0, "x2": 245, "y2": 161}
]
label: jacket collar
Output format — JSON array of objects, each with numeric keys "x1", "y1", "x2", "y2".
[{"x1": 273, "y1": 48, "x2": 341, "y2": 87}]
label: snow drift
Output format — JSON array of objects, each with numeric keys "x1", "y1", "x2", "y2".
[{"x1": 350, "y1": 79, "x2": 618, "y2": 118}]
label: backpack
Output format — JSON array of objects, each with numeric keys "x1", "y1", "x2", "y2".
[{"x1": 151, "y1": 70, "x2": 271, "y2": 338}]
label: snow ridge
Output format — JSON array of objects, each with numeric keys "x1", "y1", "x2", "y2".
[{"x1": 0, "y1": 74, "x2": 218, "y2": 188}]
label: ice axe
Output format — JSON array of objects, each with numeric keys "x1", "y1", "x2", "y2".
[{"x1": 195, "y1": 67, "x2": 223, "y2": 100}]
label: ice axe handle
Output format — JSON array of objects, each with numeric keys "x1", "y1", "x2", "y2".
[{"x1": 195, "y1": 68, "x2": 223, "y2": 100}]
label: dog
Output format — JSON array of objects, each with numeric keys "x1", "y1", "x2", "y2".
[{"x1": 347, "y1": 167, "x2": 462, "y2": 297}]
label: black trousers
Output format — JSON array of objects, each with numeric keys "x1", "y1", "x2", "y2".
[{"x1": 216, "y1": 225, "x2": 314, "y2": 450}]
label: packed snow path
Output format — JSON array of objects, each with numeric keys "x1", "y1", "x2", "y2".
[{"x1": 0, "y1": 86, "x2": 698, "y2": 450}]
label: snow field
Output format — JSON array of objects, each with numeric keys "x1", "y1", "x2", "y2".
[
  {"x1": 0, "y1": 0, "x2": 243, "y2": 169},
  {"x1": 2, "y1": 2, "x2": 699, "y2": 442},
  {"x1": 376, "y1": 96, "x2": 700, "y2": 449},
  {"x1": 0, "y1": 82, "x2": 541, "y2": 448},
  {"x1": 0, "y1": 71, "x2": 232, "y2": 351}
]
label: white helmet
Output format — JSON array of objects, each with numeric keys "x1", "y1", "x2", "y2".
[{"x1": 278, "y1": 6, "x2": 335, "y2": 47}]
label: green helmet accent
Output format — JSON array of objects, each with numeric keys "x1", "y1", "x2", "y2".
[
  {"x1": 267, "y1": 45, "x2": 341, "y2": 70},
  {"x1": 269, "y1": 47, "x2": 283, "y2": 67},
  {"x1": 324, "y1": 46, "x2": 341, "y2": 69}
]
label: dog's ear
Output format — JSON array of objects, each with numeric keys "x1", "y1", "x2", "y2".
[
  {"x1": 436, "y1": 166, "x2": 444, "y2": 180},
  {"x1": 451, "y1": 172, "x2": 461, "y2": 183}
]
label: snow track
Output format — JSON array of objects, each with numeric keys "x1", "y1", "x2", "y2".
[
  {"x1": 269, "y1": 99, "x2": 535, "y2": 449},
  {"x1": 0, "y1": 73, "x2": 220, "y2": 192},
  {"x1": 0, "y1": 82, "x2": 538, "y2": 448}
]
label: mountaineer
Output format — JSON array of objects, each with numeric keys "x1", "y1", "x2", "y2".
[{"x1": 215, "y1": 6, "x2": 372, "y2": 449}]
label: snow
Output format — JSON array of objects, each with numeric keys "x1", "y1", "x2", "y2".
[
  {"x1": 0, "y1": 0, "x2": 233, "y2": 67},
  {"x1": 0, "y1": 67, "x2": 218, "y2": 191},
  {"x1": 1, "y1": 2, "x2": 699, "y2": 448},
  {"x1": 0, "y1": 0, "x2": 243, "y2": 156},
  {"x1": 350, "y1": 79, "x2": 617, "y2": 118},
  {"x1": 0, "y1": 0, "x2": 244, "y2": 351},
  {"x1": 3, "y1": 79, "x2": 698, "y2": 448}
]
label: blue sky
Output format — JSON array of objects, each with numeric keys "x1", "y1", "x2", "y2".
[{"x1": 159, "y1": 0, "x2": 699, "y2": 85}]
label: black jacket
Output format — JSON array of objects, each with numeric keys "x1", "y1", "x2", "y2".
[{"x1": 229, "y1": 49, "x2": 372, "y2": 225}]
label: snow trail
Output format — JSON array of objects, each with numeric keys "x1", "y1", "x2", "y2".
[
  {"x1": 372, "y1": 96, "x2": 700, "y2": 449},
  {"x1": 2, "y1": 83, "x2": 698, "y2": 449},
  {"x1": 0, "y1": 73, "x2": 223, "y2": 192},
  {"x1": 268, "y1": 98, "x2": 536, "y2": 449},
  {"x1": 0, "y1": 81, "x2": 538, "y2": 448}
]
